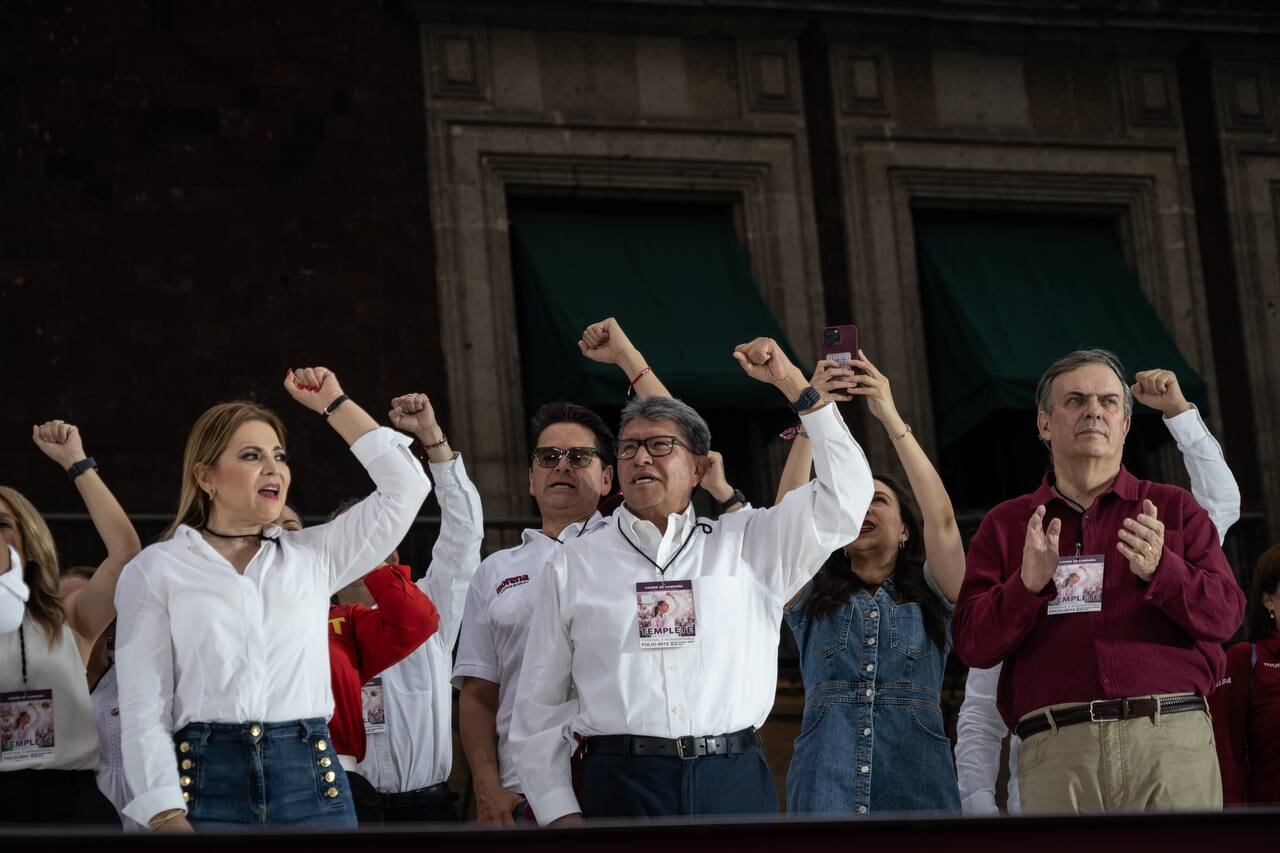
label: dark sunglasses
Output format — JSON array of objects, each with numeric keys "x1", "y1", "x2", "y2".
[
  {"x1": 615, "y1": 435, "x2": 688, "y2": 460},
  {"x1": 532, "y1": 446, "x2": 601, "y2": 469}
]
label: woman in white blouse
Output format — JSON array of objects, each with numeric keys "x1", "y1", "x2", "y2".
[
  {"x1": 0, "y1": 420, "x2": 142, "y2": 826},
  {"x1": 114, "y1": 367, "x2": 430, "y2": 832}
]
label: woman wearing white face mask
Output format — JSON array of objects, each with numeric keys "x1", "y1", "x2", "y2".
[
  {"x1": 114, "y1": 367, "x2": 430, "y2": 833},
  {"x1": 0, "y1": 421, "x2": 142, "y2": 826}
]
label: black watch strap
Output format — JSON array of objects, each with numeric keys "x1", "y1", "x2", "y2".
[
  {"x1": 787, "y1": 385, "x2": 822, "y2": 414},
  {"x1": 322, "y1": 394, "x2": 351, "y2": 418},
  {"x1": 717, "y1": 488, "x2": 747, "y2": 512},
  {"x1": 67, "y1": 457, "x2": 98, "y2": 483}
]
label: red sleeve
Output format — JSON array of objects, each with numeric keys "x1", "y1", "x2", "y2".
[
  {"x1": 347, "y1": 564, "x2": 440, "y2": 683},
  {"x1": 953, "y1": 506, "x2": 1052, "y2": 669},
  {"x1": 1143, "y1": 491, "x2": 1245, "y2": 643},
  {"x1": 1209, "y1": 642, "x2": 1253, "y2": 805}
]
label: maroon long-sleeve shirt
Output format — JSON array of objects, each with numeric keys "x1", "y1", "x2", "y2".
[
  {"x1": 954, "y1": 467, "x2": 1245, "y2": 730},
  {"x1": 1208, "y1": 632, "x2": 1280, "y2": 806}
]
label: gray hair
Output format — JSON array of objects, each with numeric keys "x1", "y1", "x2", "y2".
[
  {"x1": 618, "y1": 397, "x2": 711, "y2": 456},
  {"x1": 1034, "y1": 349, "x2": 1133, "y2": 417}
]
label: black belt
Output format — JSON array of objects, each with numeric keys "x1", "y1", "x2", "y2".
[
  {"x1": 1015, "y1": 694, "x2": 1206, "y2": 740},
  {"x1": 584, "y1": 727, "x2": 759, "y2": 760},
  {"x1": 384, "y1": 781, "x2": 456, "y2": 805}
]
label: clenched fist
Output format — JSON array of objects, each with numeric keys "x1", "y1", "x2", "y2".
[
  {"x1": 284, "y1": 366, "x2": 346, "y2": 414},
  {"x1": 33, "y1": 420, "x2": 88, "y2": 470}
]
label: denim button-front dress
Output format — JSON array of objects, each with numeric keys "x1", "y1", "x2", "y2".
[{"x1": 784, "y1": 571, "x2": 960, "y2": 815}]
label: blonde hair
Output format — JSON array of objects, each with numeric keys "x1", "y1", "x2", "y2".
[
  {"x1": 163, "y1": 401, "x2": 287, "y2": 540},
  {"x1": 0, "y1": 486, "x2": 65, "y2": 645}
]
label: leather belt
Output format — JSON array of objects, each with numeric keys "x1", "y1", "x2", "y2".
[
  {"x1": 584, "y1": 727, "x2": 759, "y2": 760},
  {"x1": 384, "y1": 781, "x2": 455, "y2": 806},
  {"x1": 1015, "y1": 694, "x2": 1206, "y2": 740}
]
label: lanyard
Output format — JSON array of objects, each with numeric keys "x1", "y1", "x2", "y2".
[
  {"x1": 548, "y1": 515, "x2": 595, "y2": 545},
  {"x1": 617, "y1": 518, "x2": 711, "y2": 577},
  {"x1": 1052, "y1": 486, "x2": 1087, "y2": 556},
  {"x1": 18, "y1": 621, "x2": 27, "y2": 689}
]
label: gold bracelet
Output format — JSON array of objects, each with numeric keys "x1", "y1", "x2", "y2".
[
  {"x1": 889, "y1": 423, "x2": 913, "y2": 442},
  {"x1": 149, "y1": 808, "x2": 186, "y2": 830}
]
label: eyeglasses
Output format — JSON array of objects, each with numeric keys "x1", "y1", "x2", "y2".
[
  {"x1": 531, "y1": 446, "x2": 601, "y2": 469},
  {"x1": 615, "y1": 435, "x2": 688, "y2": 460}
]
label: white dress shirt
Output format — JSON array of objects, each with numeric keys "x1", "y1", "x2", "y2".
[
  {"x1": 91, "y1": 666, "x2": 144, "y2": 831},
  {"x1": 511, "y1": 402, "x2": 872, "y2": 824},
  {"x1": 452, "y1": 513, "x2": 608, "y2": 793},
  {"x1": 115, "y1": 427, "x2": 430, "y2": 824},
  {"x1": 953, "y1": 404, "x2": 1239, "y2": 815},
  {"x1": 357, "y1": 455, "x2": 484, "y2": 793}
]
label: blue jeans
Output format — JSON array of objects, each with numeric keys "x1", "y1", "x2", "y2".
[{"x1": 174, "y1": 718, "x2": 356, "y2": 829}]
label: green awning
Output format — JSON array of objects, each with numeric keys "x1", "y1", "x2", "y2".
[
  {"x1": 509, "y1": 202, "x2": 800, "y2": 411},
  {"x1": 916, "y1": 217, "x2": 1207, "y2": 448}
]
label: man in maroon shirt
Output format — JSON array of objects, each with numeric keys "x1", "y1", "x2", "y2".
[{"x1": 954, "y1": 349, "x2": 1245, "y2": 812}]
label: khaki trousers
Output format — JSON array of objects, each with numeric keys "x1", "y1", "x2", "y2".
[{"x1": 1016, "y1": 697, "x2": 1222, "y2": 813}]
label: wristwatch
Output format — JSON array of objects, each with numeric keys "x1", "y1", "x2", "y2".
[
  {"x1": 717, "y1": 488, "x2": 747, "y2": 512},
  {"x1": 787, "y1": 385, "x2": 822, "y2": 414},
  {"x1": 66, "y1": 457, "x2": 98, "y2": 483}
]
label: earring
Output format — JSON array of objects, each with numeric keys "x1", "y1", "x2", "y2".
[
  {"x1": 1270, "y1": 608, "x2": 1275, "y2": 621},
  {"x1": 898, "y1": 540, "x2": 906, "y2": 550}
]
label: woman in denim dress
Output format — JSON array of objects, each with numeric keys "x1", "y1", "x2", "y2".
[{"x1": 778, "y1": 353, "x2": 964, "y2": 815}]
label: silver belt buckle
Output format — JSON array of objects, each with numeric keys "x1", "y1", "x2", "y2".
[
  {"x1": 1088, "y1": 699, "x2": 1108, "y2": 722},
  {"x1": 675, "y1": 736, "x2": 698, "y2": 760}
]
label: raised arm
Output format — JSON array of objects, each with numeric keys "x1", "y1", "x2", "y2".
[
  {"x1": 350, "y1": 563, "x2": 441, "y2": 682},
  {"x1": 732, "y1": 339, "x2": 874, "y2": 601},
  {"x1": 579, "y1": 317, "x2": 671, "y2": 398},
  {"x1": 283, "y1": 369, "x2": 432, "y2": 591},
  {"x1": 32, "y1": 420, "x2": 141, "y2": 643},
  {"x1": 1132, "y1": 369, "x2": 1241, "y2": 542},
  {"x1": 847, "y1": 351, "x2": 964, "y2": 602},
  {"x1": 773, "y1": 359, "x2": 857, "y2": 504},
  {"x1": 388, "y1": 392, "x2": 485, "y2": 643}
]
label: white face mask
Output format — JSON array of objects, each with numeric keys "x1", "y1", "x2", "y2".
[{"x1": 0, "y1": 546, "x2": 30, "y2": 633}]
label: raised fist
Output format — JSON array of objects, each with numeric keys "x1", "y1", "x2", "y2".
[
  {"x1": 284, "y1": 367, "x2": 346, "y2": 414},
  {"x1": 732, "y1": 337, "x2": 796, "y2": 385},
  {"x1": 389, "y1": 393, "x2": 441, "y2": 442},
  {"x1": 33, "y1": 420, "x2": 87, "y2": 470},
  {"x1": 578, "y1": 317, "x2": 635, "y2": 366}
]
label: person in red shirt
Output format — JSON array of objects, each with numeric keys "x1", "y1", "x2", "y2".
[
  {"x1": 954, "y1": 349, "x2": 1244, "y2": 813},
  {"x1": 1209, "y1": 545, "x2": 1280, "y2": 805}
]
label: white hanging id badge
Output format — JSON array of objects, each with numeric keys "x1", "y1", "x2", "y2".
[
  {"x1": 1047, "y1": 554, "x2": 1104, "y2": 615},
  {"x1": 361, "y1": 677, "x2": 386, "y2": 735},
  {"x1": 636, "y1": 580, "x2": 697, "y2": 649},
  {"x1": 0, "y1": 689, "x2": 55, "y2": 763}
]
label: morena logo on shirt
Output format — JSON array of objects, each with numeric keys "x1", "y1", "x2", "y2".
[{"x1": 495, "y1": 574, "x2": 530, "y2": 596}]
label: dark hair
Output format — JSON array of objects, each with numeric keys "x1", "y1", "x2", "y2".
[
  {"x1": 1034, "y1": 349, "x2": 1134, "y2": 418},
  {"x1": 1246, "y1": 545, "x2": 1280, "y2": 642},
  {"x1": 529, "y1": 402, "x2": 616, "y2": 469},
  {"x1": 803, "y1": 474, "x2": 948, "y2": 652},
  {"x1": 619, "y1": 396, "x2": 711, "y2": 456}
]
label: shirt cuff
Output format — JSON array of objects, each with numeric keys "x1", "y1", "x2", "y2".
[
  {"x1": 1001, "y1": 566, "x2": 1052, "y2": 617},
  {"x1": 797, "y1": 400, "x2": 845, "y2": 441},
  {"x1": 1141, "y1": 546, "x2": 1189, "y2": 607},
  {"x1": 350, "y1": 426, "x2": 413, "y2": 466},
  {"x1": 960, "y1": 790, "x2": 1001, "y2": 816},
  {"x1": 428, "y1": 453, "x2": 465, "y2": 483},
  {"x1": 122, "y1": 785, "x2": 187, "y2": 826},
  {"x1": 364, "y1": 563, "x2": 412, "y2": 595},
  {"x1": 451, "y1": 664, "x2": 500, "y2": 691},
  {"x1": 1163, "y1": 404, "x2": 1208, "y2": 446},
  {"x1": 530, "y1": 784, "x2": 582, "y2": 826}
]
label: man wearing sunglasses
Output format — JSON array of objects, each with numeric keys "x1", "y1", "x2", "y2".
[
  {"x1": 511, "y1": 336, "x2": 874, "y2": 824},
  {"x1": 457, "y1": 318, "x2": 743, "y2": 824}
]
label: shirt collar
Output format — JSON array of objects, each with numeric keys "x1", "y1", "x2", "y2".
[
  {"x1": 617, "y1": 502, "x2": 696, "y2": 541},
  {"x1": 519, "y1": 511, "x2": 607, "y2": 549},
  {"x1": 1034, "y1": 465, "x2": 1139, "y2": 507}
]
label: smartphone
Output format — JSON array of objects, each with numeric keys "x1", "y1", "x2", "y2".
[{"x1": 821, "y1": 324, "x2": 859, "y2": 366}]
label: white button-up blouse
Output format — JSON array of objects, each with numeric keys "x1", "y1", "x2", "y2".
[{"x1": 114, "y1": 427, "x2": 429, "y2": 824}]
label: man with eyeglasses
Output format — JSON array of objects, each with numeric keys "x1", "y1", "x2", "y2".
[
  {"x1": 454, "y1": 319, "x2": 680, "y2": 824},
  {"x1": 510, "y1": 336, "x2": 874, "y2": 824}
]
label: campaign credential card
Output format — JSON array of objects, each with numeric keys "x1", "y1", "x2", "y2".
[
  {"x1": 1047, "y1": 554, "x2": 1104, "y2": 616},
  {"x1": 0, "y1": 689, "x2": 55, "y2": 763},
  {"x1": 635, "y1": 580, "x2": 697, "y2": 649}
]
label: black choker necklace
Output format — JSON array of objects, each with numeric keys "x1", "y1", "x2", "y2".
[{"x1": 200, "y1": 526, "x2": 280, "y2": 546}]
